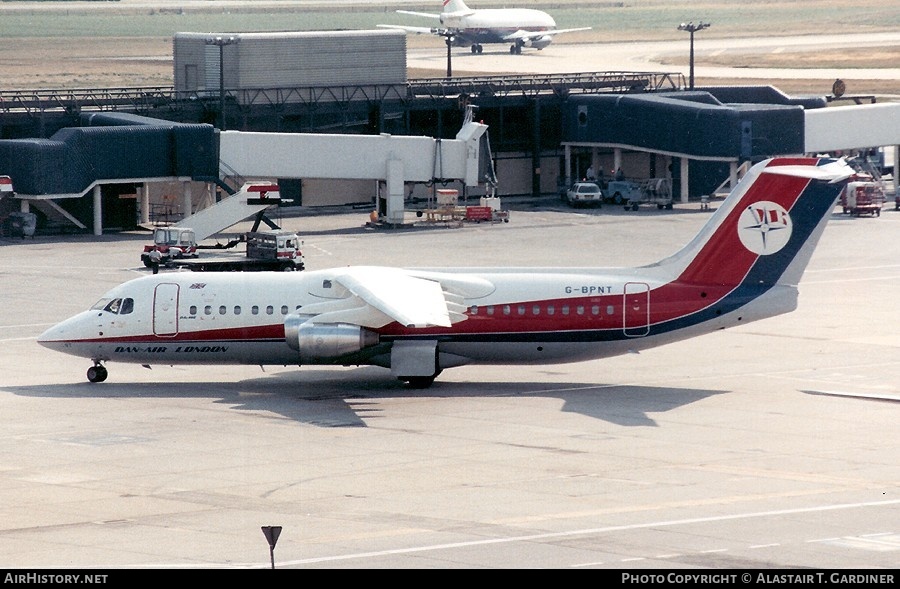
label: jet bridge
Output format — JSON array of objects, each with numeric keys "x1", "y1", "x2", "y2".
[
  {"x1": 218, "y1": 115, "x2": 494, "y2": 224},
  {"x1": 0, "y1": 113, "x2": 494, "y2": 235}
]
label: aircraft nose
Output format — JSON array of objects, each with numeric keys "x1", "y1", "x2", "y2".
[
  {"x1": 38, "y1": 321, "x2": 69, "y2": 350},
  {"x1": 38, "y1": 312, "x2": 95, "y2": 352}
]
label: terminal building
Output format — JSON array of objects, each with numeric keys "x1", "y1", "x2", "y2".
[{"x1": 0, "y1": 29, "x2": 897, "y2": 236}]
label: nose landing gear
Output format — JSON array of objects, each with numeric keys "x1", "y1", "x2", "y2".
[{"x1": 87, "y1": 362, "x2": 108, "y2": 383}]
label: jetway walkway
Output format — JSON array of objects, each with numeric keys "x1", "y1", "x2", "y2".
[
  {"x1": 217, "y1": 114, "x2": 494, "y2": 225},
  {"x1": 0, "y1": 110, "x2": 493, "y2": 234}
]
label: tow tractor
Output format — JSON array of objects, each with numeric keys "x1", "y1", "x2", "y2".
[{"x1": 141, "y1": 226, "x2": 199, "y2": 266}]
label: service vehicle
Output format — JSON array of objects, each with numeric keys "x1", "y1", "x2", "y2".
[
  {"x1": 607, "y1": 178, "x2": 674, "y2": 210},
  {"x1": 564, "y1": 182, "x2": 603, "y2": 207},
  {"x1": 142, "y1": 229, "x2": 304, "y2": 272},
  {"x1": 840, "y1": 176, "x2": 885, "y2": 217},
  {"x1": 141, "y1": 227, "x2": 198, "y2": 266},
  {"x1": 604, "y1": 179, "x2": 642, "y2": 206},
  {"x1": 174, "y1": 230, "x2": 305, "y2": 272}
]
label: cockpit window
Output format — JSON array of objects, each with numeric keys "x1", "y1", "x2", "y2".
[
  {"x1": 91, "y1": 298, "x2": 112, "y2": 311},
  {"x1": 92, "y1": 297, "x2": 134, "y2": 315}
]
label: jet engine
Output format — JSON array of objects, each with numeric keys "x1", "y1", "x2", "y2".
[
  {"x1": 527, "y1": 35, "x2": 553, "y2": 50},
  {"x1": 284, "y1": 315, "x2": 379, "y2": 363}
]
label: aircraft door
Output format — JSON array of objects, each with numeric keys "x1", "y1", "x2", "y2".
[
  {"x1": 623, "y1": 282, "x2": 649, "y2": 337},
  {"x1": 153, "y1": 283, "x2": 180, "y2": 337}
]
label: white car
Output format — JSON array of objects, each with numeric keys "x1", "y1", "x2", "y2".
[{"x1": 565, "y1": 182, "x2": 603, "y2": 207}]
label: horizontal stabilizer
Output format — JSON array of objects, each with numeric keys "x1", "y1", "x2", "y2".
[{"x1": 763, "y1": 159, "x2": 854, "y2": 183}]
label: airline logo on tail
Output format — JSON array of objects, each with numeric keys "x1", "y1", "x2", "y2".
[{"x1": 738, "y1": 201, "x2": 792, "y2": 255}]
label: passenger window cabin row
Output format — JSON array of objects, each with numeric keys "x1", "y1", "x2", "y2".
[
  {"x1": 190, "y1": 304, "x2": 299, "y2": 316},
  {"x1": 189, "y1": 303, "x2": 619, "y2": 319},
  {"x1": 95, "y1": 298, "x2": 618, "y2": 321},
  {"x1": 469, "y1": 304, "x2": 616, "y2": 317}
]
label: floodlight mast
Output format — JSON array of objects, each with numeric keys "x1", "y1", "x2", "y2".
[
  {"x1": 205, "y1": 35, "x2": 239, "y2": 130},
  {"x1": 677, "y1": 22, "x2": 710, "y2": 90}
]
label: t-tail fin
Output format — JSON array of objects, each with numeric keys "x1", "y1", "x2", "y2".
[
  {"x1": 442, "y1": 0, "x2": 472, "y2": 14},
  {"x1": 658, "y1": 157, "x2": 853, "y2": 290}
]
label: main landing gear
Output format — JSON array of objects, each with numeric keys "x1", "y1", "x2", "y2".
[
  {"x1": 400, "y1": 369, "x2": 442, "y2": 389},
  {"x1": 87, "y1": 361, "x2": 108, "y2": 383},
  {"x1": 470, "y1": 44, "x2": 483, "y2": 54},
  {"x1": 509, "y1": 43, "x2": 523, "y2": 55}
]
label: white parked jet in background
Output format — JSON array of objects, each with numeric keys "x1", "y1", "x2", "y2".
[
  {"x1": 379, "y1": 0, "x2": 592, "y2": 54},
  {"x1": 39, "y1": 157, "x2": 853, "y2": 388}
]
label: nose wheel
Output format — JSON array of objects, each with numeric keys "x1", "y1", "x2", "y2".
[{"x1": 87, "y1": 363, "x2": 108, "y2": 383}]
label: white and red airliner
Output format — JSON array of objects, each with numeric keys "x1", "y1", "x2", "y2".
[
  {"x1": 380, "y1": 0, "x2": 591, "y2": 54},
  {"x1": 39, "y1": 157, "x2": 853, "y2": 388}
]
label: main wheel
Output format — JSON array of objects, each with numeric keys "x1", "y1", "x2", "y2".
[{"x1": 87, "y1": 365, "x2": 108, "y2": 383}]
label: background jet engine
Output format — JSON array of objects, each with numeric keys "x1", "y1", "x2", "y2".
[{"x1": 526, "y1": 35, "x2": 553, "y2": 49}]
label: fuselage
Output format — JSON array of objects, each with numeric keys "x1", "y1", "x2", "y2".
[
  {"x1": 36, "y1": 264, "x2": 790, "y2": 369},
  {"x1": 447, "y1": 9, "x2": 555, "y2": 45}
]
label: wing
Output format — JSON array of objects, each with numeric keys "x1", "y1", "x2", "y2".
[
  {"x1": 395, "y1": 9, "x2": 442, "y2": 20},
  {"x1": 502, "y1": 27, "x2": 592, "y2": 41},
  {"x1": 301, "y1": 267, "x2": 473, "y2": 329},
  {"x1": 378, "y1": 9, "x2": 443, "y2": 36},
  {"x1": 377, "y1": 24, "x2": 441, "y2": 36}
]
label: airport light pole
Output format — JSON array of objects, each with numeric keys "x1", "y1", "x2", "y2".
[
  {"x1": 437, "y1": 31, "x2": 455, "y2": 78},
  {"x1": 205, "y1": 35, "x2": 239, "y2": 130},
  {"x1": 677, "y1": 22, "x2": 710, "y2": 90}
]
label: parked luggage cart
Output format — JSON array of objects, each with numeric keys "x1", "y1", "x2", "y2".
[{"x1": 6, "y1": 211, "x2": 37, "y2": 238}]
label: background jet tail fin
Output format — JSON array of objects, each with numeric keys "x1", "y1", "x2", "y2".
[{"x1": 442, "y1": 0, "x2": 472, "y2": 14}]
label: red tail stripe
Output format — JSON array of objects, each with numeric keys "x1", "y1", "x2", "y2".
[{"x1": 676, "y1": 171, "x2": 810, "y2": 285}]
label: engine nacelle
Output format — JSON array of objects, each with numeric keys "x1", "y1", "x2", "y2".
[
  {"x1": 284, "y1": 315, "x2": 379, "y2": 363},
  {"x1": 527, "y1": 35, "x2": 553, "y2": 50}
]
